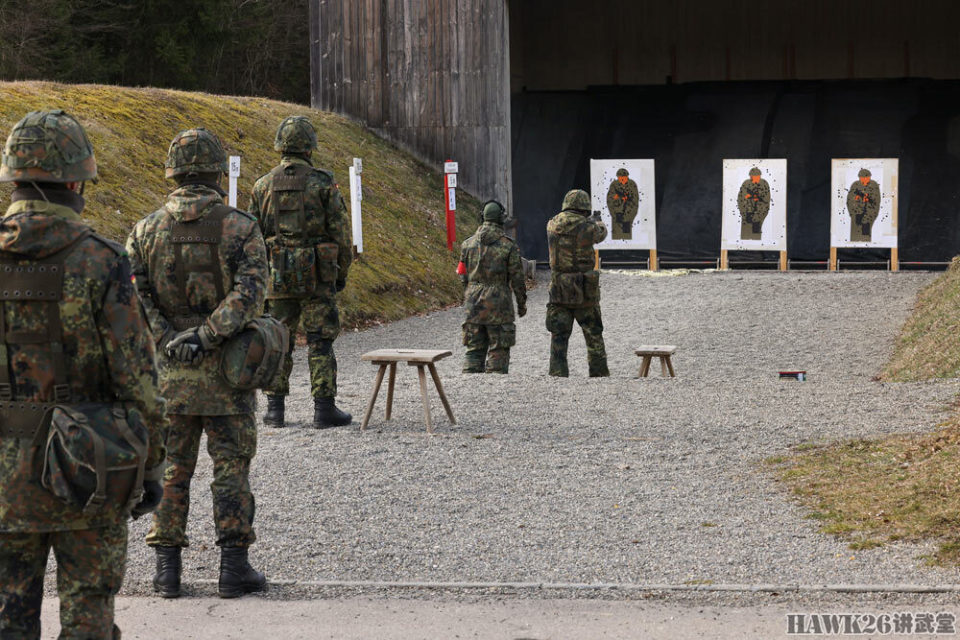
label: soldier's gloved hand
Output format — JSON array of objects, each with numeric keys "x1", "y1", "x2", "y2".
[
  {"x1": 131, "y1": 465, "x2": 165, "y2": 519},
  {"x1": 335, "y1": 279, "x2": 346, "y2": 293},
  {"x1": 517, "y1": 302, "x2": 527, "y2": 318},
  {"x1": 165, "y1": 325, "x2": 221, "y2": 365}
]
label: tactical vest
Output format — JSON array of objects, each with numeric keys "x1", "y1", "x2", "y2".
[
  {"x1": 548, "y1": 218, "x2": 600, "y2": 308},
  {"x1": 260, "y1": 163, "x2": 338, "y2": 296},
  {"x1": 0, "y1": 230, "x2": 90, "y2": 439},
  {"x1": 165, "y1": 204, "x2": 232, "y2": 331},
  {"x1": 0, "y1": 230, "x2": 148, "y2": 515}
]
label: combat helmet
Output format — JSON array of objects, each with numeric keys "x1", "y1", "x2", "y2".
[
  {"x1": 561, "y1": 189, "x2": 591, "y2": 213},
  {"x1": 858, "y1": 168, "x2": 872, "y2": 178},
  {"x1": 0, "y1": 109, "x2": 97, "y2": 183},
  {"x1": 274, "y1": 116, "x2": 317, "y2": 155},
  {"x1": 749, "y1": 167, "x2": 762, "y2": 176},
  {"x1": 616, "y1": 168, "x2": 629, "y2": 177},
  {"x1": 164, "y1": 128, "x2": 228, "y2": 179}
]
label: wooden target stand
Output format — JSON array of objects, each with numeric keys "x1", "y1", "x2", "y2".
[
  {"x1": 595, "y1": 249, "x2": 658, "y2": 271},
  {"x1": 719, "y1": 250, "x2": 788, "y2": 271},
  {"x1": 828, "y1": 247, "x2": 899, "y2": 271}
]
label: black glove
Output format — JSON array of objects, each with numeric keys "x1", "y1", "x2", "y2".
[
  {"x1": 131, "y1": 480, "x2": 163, "y2": 519},
  {"x1": 335, "y1": 279, "x2": 346, "y2": 292},
  {"x1": 165, "y1": 325, "x2": 221, "y2": 365},
  {"x1": 517, "y1": 302, "x2": 527, "y2": 318}
]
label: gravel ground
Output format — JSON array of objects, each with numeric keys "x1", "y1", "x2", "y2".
[{"x1": 107, "y1": 270, "x2": 960, "y2": 595}]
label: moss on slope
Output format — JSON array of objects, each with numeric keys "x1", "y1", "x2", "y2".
[{"x1": 0, "y1": 82, "x2": 479, "y2": 328}]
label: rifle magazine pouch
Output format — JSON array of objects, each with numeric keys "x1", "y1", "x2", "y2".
[
  {"x1": 315, "y1": 242, "x2": 339, "y2": 283},
  {"x1": 41, "y1": 403, "x2": 148, "y2": 516},
  {"x1": 549, "y1": 272, "x2": 584, "y2": 306},
  {"x1": 269, "y1": 246, "x2": 318, "y2": 296}
]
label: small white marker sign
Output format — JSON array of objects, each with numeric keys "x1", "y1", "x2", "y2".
[
  {"x1": 447, "y1": 188, "x2": 457, "y2": 211},
  {"x1": 353, "y1": 157, "x2": 363, "y2": 174},
  {"x1": 228, "y1": 155, "x2": 241, "y2": 207},
  {"x1": 444, "y1": 161, "x2": 459, "y2": 174},
  {"x1": 447, "y1": 174, "x2": 457, "y2": 189}
]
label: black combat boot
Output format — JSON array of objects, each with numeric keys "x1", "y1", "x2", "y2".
[
  {"x1": 153, "y1": 546, "x2": 182, "y2": 599},
  {"x1": 218, "y1": 547, "x2": 267, "y2": 599},
  {"x1": 313, "y1": 397, "x2": 352, "y2": 428},
  {"x1": 263, "y1": 395, "x2": 285, "y2": 427}
]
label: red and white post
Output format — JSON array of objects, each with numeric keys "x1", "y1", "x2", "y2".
[{"x1": 444, "y1": 160, "x2": 458, "y2": 250}]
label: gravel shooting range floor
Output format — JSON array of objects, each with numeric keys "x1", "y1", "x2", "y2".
[{"x1": 112, "y1": 270, "x2": 960, "y2": 596}]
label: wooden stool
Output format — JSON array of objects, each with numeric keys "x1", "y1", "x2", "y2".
[
  {"x1": 360, "y1": 349, "x2": 456, "y2": 433},
  {"x1": 635, "y1": 345, "x2": 677, "y2": 377}
]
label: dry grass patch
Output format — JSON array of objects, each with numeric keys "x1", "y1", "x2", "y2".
[
  {"x1": 0, "y1": 81, "x2": 480, "y2": 329},
  {"x1": 769, "y1": 410, "x2": 960, "y2": 565}
]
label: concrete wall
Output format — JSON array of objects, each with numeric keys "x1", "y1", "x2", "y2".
[{"x1": 310, "y1": 0, "x2": 512, "y2": 209}]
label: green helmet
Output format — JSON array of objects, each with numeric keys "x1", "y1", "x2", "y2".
[
  {"x1": 164, "y1": 128, "x2": 228, "y2": 179},
  {"x1": 749, "y1": 167, "x2": 762, "y2": 176},
  {"x1": 482, "y1": 200, "x2": 505, "y2": 224},
  {"x1": 616, "y1": 168, "x2": 629, "y2": 178},
  {"x1": 0, "y1": 109, "x2": 97, "y2": 183},
  {"x1": 858, "y1": 168, "x2": 872, "y2": 178},
  {"x1": 561, "y1": 189, "x2": 591, "y2": 213},
  {"x1": 274, "y1": 116, "x2": 317, "y2": 154}
]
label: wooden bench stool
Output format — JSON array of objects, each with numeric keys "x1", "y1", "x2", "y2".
[
  {"x1": 359, "y1": 349, "x2": 456, "y2": 433},
  {"x1": 635, "y1": 345, "x2": 677, "y2": 377}
]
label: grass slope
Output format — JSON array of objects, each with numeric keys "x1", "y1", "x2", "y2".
[
  {"x1": 0, "y1": 82, "x2": 479, "y2": 328},
  {"x1": 773, "y1": 261, "x2": 960, "y2": 566}
]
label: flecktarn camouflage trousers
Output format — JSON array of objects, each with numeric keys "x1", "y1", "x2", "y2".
[
  {"x1": 545, "y1": 303, "x2": 609, "y2": 377},
  {"x1": 0, "y1": 520, "x2": 127, "y2": 639},
  {"x1": 146, "y1": 413, "x2": 257, "y2": 548},
  {"x1": 462, "y1": 322, "x2": 516, "y2": 373},
  {"x1": 265, "y1": 295, "x2": 340, "y2": 398}
]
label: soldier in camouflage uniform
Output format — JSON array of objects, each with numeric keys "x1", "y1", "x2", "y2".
[
  {"x1": 127, "y1": 128, "x2": 269, "y2": 599},
  {"x1": 546, "y1": 189, "x2": 609, "y2": 377},
  {"x1": 736, "y1": 167, "x2": 770, "y2": 240},
  {"x1": 0, "y1": 110, "x2": 166, "y2": 639},
  {"x1": 606, "y1": 168, "x2": 640, "y2": 240},
  {"x1": 248, "y1": 116, "x2": 353, "y2": 429},
  {"x1": 847, "y1": 168, "x2": 881, "y2": 242},
  {"x1": 457, "y1": 201, "x2": 527, "y2": 373}
]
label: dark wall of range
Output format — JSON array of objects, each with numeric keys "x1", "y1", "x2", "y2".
[{"x1": 512, "y1": 79, "x2": 960, "y2": 264}]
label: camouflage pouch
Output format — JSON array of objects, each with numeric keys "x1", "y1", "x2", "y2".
[
  {"x1": 315, "y1": 242, "x2": 339, "y2": 283},
  {"x1": 268, "y1": 244, "x2": 318, "y2": 296},
  {"x1": 549, "y1": 272, "x2": 584, "y2": 306},
  {"x1": 41, "y1": 403, "x2": 148, "y2": 516},
  {"x1": 220, "y1": 314, "x2": 291, "y2": 390}
]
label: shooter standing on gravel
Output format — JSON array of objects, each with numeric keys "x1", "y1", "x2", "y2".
[
  {"x1": 545, "y1": 189, "x2": 610, "y2": 377},
  {"x1": 0, "y1": 110, "x2": 166, "y2": 638},
  {"x1": 249, "y1": 116, "x2": 353, "y2": 429},
  {"x1": 457, "y1": 200, "x2": 527, "y2": 373},
  {"x1": 127, "y1": 128, "x2": 269, "y2": 599}
]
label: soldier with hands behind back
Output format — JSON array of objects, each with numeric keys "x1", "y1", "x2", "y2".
[
  {"x1": 457, "y1": 200, "x2": 527, "y2": 373},
  {"x1": 0, "y1": 110, "x2": 167, "y2": 639},
  {"x1": 127, "y1": 128, "x2": 269, "y2": 599},
  {"x1": 546, "y1": 189, "x2": 610, "y2": 377},
  {"x1": 249, "y1": 116, "x2": 353, "y2": 429}
]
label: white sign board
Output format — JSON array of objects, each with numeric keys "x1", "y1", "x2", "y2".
[
  {"x1": 590, "y1": 159, "x2": 657, "y2": 250},
  {"x1": 228, "y1": 155, "x2": 241, "y2": 207},
  {"x1": 830, "y1": 158, "x2": 899, "y2": 248},
  {"x1": 447, "y1": 174, "x2": 457, "y2": 189},
  {"x1": 349, "y1": 164, "x2": 363, "y2": 254},
  {"x1": 447, "y1": 187, "x2": 457, "y2": 211},
  {"x1": 720, "y1": 159, "x2": 787, "y2": 251},
  {"x1": 444, "y1": 161, "x2": 459, "y2": 174},
  {"x1": 353, "y1": 157, "x2": 363, "y2": 174}
]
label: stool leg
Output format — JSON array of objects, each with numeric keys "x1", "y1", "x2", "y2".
[
  {"x1": 640, "y1": 356, "x2": 652, "y2": 377},
  {"x1": 385, "y1": 362, "x2": 397, "y2": 420},
  {"x1": 428, "y1": 363, "x2": 456, "y2": 425},
  {"x1": 360, "y1": 363, "x2": 387, "y2": 431},
  {"x1": 660, "y1": 356, "x2": 668, "y2": 377},
  {"x1": 666, "y1": 356, "x2": 676, "y2": 377},
  {"x1": 416, "y1": 364, "x2": 433, "y2": 433}
]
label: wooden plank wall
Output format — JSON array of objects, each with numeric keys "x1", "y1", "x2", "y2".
[{"x1": 312, "y1": 0, "x2": 512, "y2": 211}]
